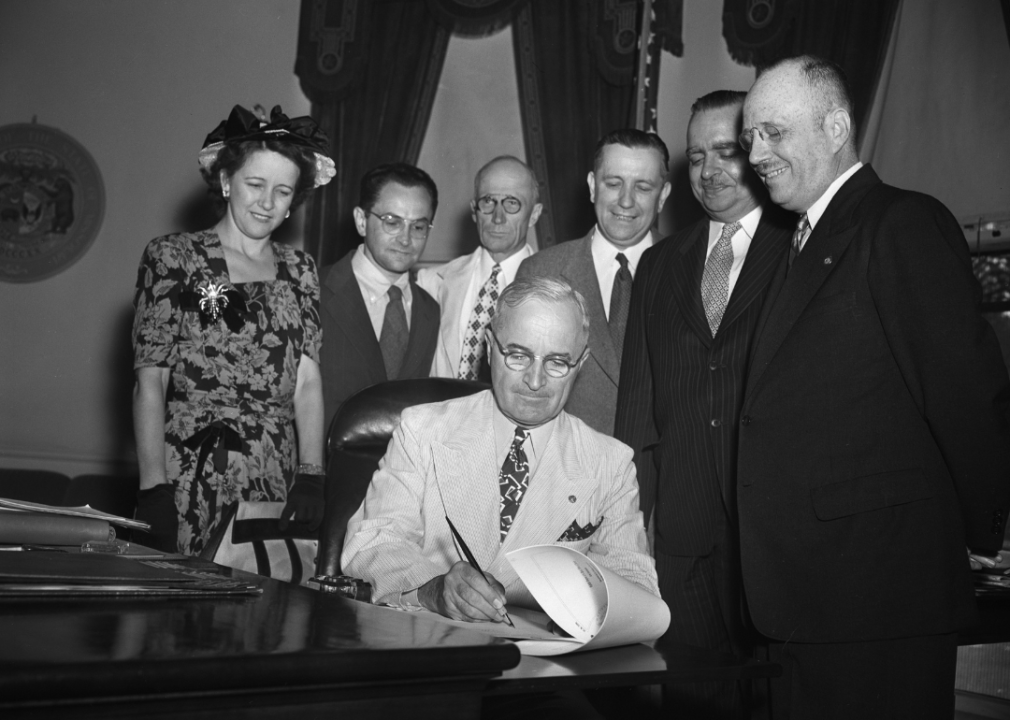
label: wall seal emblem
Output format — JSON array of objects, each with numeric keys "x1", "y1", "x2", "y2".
[{"x1": 0, "y1": 122, "x2": 105, "y2": 282}]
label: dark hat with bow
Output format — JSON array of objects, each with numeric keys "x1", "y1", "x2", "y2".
[{"x1": 198, "y1": 104, "x2": 335, "y2": 188}]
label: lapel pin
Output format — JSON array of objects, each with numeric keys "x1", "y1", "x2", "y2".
[
  {"x1": 568, "y1": 495, "x2": 576, "y2": 503},
  {"x1": 824, "y1": 256, "x2": 833, "y2": 265}
]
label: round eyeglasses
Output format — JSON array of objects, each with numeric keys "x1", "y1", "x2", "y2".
[
  {"x1": 475, "y1": 195, "x2": 523, "y2": 215},
  {"x1": 367, "y1": 211, "x2": 433, "y2": 238},
  {"x1": 488, "y1": 327, "x2": 586, "y2": 378},
  {"x1": 738, "y1": 124, "x2": 784, "y2": 153}
]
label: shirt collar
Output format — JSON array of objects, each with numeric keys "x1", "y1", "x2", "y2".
[
  {"x1": 491, "y1": 397, "x2": 556, "y2": 471},
  {"x1": 708, "y1": 205, "x2": 763, "y2": 246},
  {"x1": 351, "y1": 244, "x2": 410, "y2": 293},
  {"x1": 806, "y1": 162, "x2": 863, "y2": 230},
  {"x1": 478, "y1": 244, "x2": 532, "y2": 284},
  {"x1": 590, "y1": 226, "x2": 655, "y2": 275}
]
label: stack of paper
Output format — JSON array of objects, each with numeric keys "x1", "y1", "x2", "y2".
[{"x1": 0, "y1": 497, "x2": 150, "y2": 546}]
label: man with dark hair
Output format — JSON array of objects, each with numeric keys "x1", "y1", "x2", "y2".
[
  {"x1": 419, "y1": 155, "x2": 543, "y2": 382},
  {"x1": 517, "y1": 129, "x2": 671, "y2": 435},
  {"x1": 319, "y1": 162, "x2": 440, "y2": 433},
  {"x1": 615, "y1": 90, "x2": 792, "y2": 719},
  {"x1": 739, "y1": 55, "x2": 1010, "y2": 718}
]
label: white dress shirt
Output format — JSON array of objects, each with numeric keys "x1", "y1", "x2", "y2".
[
  {"x1": 590, "y1": 227, "x2": 654, "y2": 319},
  {"x1": 705, "y1": 205, "x2": 763, "y2": 300},
  {"x1": 801, "y1": 161, "x2": 864, "y2": 251},
  {"x1": 455, "y1": 244, "x2": 533, "y2": 350},
  {"x1": 350, "y1": 244, "x2": 412, "y2": 339}
]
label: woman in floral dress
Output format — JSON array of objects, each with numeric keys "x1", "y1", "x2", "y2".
[{"x1": 131, "y1": 105, "x2": 335, "y2": 555}]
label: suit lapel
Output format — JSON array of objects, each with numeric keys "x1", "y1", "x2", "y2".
[
  {"x1": 747, "y1": 167, "x2": 879, "y2": 398},
  {"x1": 438, "y1": 251, "x2": 481, "y2": 374},
  {"x1": 323, "y1": 257, "x2": 386, "y2": 377},
  {"x1": 433, "y1": 393, "x2": 500, "y2": 571},
  {"x1": 562, "y1": 233, "x2": 620, "y2": 384},
  {"x1": 669, "y1": 220, "x2": 713, "y2": 346},
  {"x1": 719, "y1": 213, "x2": 791, "y2": 332}
]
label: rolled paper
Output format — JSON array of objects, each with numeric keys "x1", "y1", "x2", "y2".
[{"x1": 0, "y1": 511, "x2": 114, "y2": 545}]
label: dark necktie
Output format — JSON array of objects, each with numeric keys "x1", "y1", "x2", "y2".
[
  {"x1": 788, "y1": 213, "x2": 810, "y2": 270},
  {"x1": 609, "y1": 253, "x2": 632, "y2": 351},
  {"x1": 379, "y1": 285, "x2": 408, "y2": 380},
  {"x1": 459, "y1": 264, "x2": 502, "y2": 380},
  {"x1": 701, "y1": 221, "x2": 739, "y2": 337},
  {"x1": 498, "y1": 427, "x2": 530, "y2": 542}
]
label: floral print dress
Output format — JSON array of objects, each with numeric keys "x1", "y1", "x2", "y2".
[{"x1": 132, "y1": 229, "x2": 321, "y2": 555}]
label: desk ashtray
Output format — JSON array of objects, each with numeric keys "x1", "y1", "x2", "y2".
[{"x1": 312, "y1": 575, "x2": 372, "y2": 602}]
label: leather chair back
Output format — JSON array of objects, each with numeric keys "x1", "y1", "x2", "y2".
[
  {"x1": 0, "y1": 469, "x2": 71, "y2": 506},
  {"x1": 316, "y1": 378, "x2": 489, "y2": 577},
  {"x1": 64, "y1": 474, "x2": 139, "y2": 519}
]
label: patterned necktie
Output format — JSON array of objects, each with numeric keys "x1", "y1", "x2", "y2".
[
  {"x1": 788, "y1": 214, "x2": 810, "y2": 270},
  {"x1": 701, "y1": 221, "x2": 739, "y2": 337},
  {"x1": 499, "y1": 427, "x2": 530, "y2": 541},
  {"x1": 609, "y1": 253, "x2": 632, "y2": 351},
  {"x1": 458, "y1": 264, "x2": 502, "y2": 380},
  {"x1": 379, "y1": 285, "x2": 408, "y2": 380}
]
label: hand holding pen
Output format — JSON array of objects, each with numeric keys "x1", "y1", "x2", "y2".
[
  {"x1": 418, "y1": 455, "x2": 515, "y2": 626},
  {"x1": 417, "y1": 560, "x2": 512, "y2": 624}
]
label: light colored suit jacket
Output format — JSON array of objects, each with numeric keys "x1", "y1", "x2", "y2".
[
  {"x1": 416, "y1": 249, "x2": 482, "y2": 378},
  {"x1": 341, "y1": 390, "x2": 658, "y2": 607},
  {"x1": 515, "y1": 231, "x2": 622, "y2": 435}
]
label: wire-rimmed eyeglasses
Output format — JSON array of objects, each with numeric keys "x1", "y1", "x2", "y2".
[
  {"x1": 367, "y1": 211, "x2": 433, "y2": 238},
  {"x1": 475, "y1": 195, "x2": 523, "y2": 215},
  {"x1": 738, "y1": 124, "x2": 784, "y2": 153},
  {"x1": 488, "y1": 327, "x2": 587, "y2": 378}
]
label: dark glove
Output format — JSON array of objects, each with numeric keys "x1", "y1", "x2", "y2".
[
  {"x1": 279, "y1": 473, "x2": 325, "y2": 531},
  {"x1": 133, "y1": 483, "x2": 179, "y2": 553}
]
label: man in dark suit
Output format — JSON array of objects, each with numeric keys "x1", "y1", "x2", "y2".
[
  {"x1": 517, "y1": 130, "x2": 671, "y2": 435},
  {"x1": 614, "y1": 91, "x2": 791, "y2": 718},
  {"x1": 739, "y1": 55, "x2": 1010, "y2": 719},
  {"x1": 319, "y1": 163, "x2": 440, "y2": 434}
]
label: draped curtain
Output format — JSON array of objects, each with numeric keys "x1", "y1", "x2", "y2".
[
  {"x1": 296, "y1": 0, "x2": 451, "y2": 266},
  {"x1": 721, "y1": 0, "x2": 900, "y2": 134},
  {"x1": 297, "y1": 0, "x2": 682, "y2": 260},
  {"x1": 513, "y1": 0, "x2": 681, "y2": 249}
]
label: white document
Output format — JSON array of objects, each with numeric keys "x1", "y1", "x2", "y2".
[
  {"x1": 0, "y1": 497, "x2": 150, "y2": 531},
  {"x1": 505, "y1": 544, "x2": 670, "y2": 656}
]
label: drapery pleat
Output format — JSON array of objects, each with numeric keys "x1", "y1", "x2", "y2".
[
  {"x1": 296, "y1": 0, "x2": 451, "y2": 266},
  {"x1": 722, "y1": 0, "x2": 900, "y2": 133},
  {"x1": 513, "y1": 1, "x2": 641, "y2": 250}
]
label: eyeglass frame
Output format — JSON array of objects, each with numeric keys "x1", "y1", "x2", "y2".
[
  {"x1": 474, "y1": 194, "x2": 524, "y2": 215},
  {"x1": 486, "y1": 326, "x2": 588, "y2": 379},
  {"x1": 366, "y1": 210, "x2": 434, "y2": 238},
  {"x1": 738, "y1": 124, "x2": 784, "y2": 153}
]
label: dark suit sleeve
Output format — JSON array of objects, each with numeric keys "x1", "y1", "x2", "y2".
[
  {"x1": 614, "y1": 248, "x2": 660, "y2": 524},
  {"x1": 867, "y1": 191, "x2": 1010, "y2": 552}
]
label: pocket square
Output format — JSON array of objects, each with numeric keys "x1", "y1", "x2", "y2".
[{"x1": 557, "y1": 515, "x2": 604, "y2": 542}]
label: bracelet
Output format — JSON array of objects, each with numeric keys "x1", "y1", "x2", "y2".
[{"x1": 298, "y1": 463, "x2": 325, "y2": 476}]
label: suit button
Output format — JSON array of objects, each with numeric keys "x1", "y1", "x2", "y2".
[
  {"x1": 741, "y1": 415, "x2": 751, "y2": 426},
  {"x1": 711, "y1": 419, "x2": 721, "y2": 427},
  {"x1": 709, "y1": 362, "x2": 719, "y2": 371}
]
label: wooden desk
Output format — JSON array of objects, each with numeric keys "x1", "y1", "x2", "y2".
[
  {"x1": 0, "y1": 552, "x2": 778, "y2": 718},
  {"x1": 0, "y1": 556, "x2": 518, "y2": 720},
  {"x1": 489, "y1": 638, "x2": 778, "y2": 696}
]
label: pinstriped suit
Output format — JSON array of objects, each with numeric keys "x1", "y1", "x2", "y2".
[
  {"x1": 614, "y1": 211, "x2": 790, "y2": 713},
  {"x1": 341, "y1": 389, "x2": 658, "y2": 607}
]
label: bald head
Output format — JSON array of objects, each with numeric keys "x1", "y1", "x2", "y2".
[
  {"x1": 471, "y1": 155, "x2": 543, "y2": 262},
  {"x1": 742, "y1": 55, "x2": 858, "y2": 213}
]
